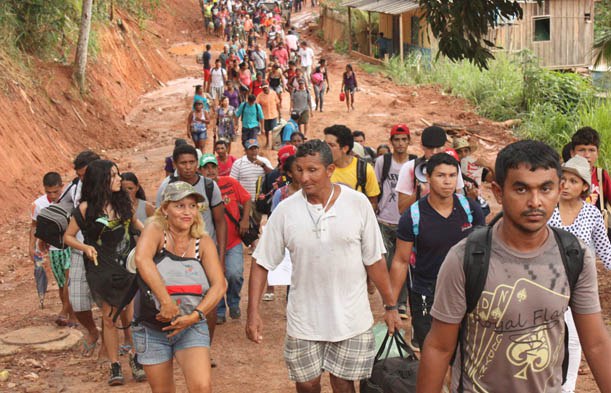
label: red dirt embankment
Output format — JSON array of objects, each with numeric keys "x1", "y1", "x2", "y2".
[{"x1": 0, "y1": 1, "x2": 203, "y2": 216}]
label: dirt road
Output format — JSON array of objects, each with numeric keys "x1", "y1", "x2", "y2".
[{"x1": 0, "y1": 4, "x2": 607, "y2": 392}]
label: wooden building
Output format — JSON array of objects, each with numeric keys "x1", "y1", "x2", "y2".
[
  {"x1": 487, "y1": 0, "x2": 595, "y2": 69},
  {"x1": 343, "y1": 0, "x2": 595, "y2": 69}
]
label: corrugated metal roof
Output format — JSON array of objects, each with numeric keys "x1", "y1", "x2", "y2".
[{"x1": 342, "y1": 0, "x2": 420, "y2": 15}]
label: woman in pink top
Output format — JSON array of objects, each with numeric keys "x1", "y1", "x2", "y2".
[{"x1": 238, "y1": 63, "x2": 252, "y2": 102}]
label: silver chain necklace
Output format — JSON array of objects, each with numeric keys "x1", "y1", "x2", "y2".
[{"x1": 303, "y1": 185, "x2": 335, "y2": 239}]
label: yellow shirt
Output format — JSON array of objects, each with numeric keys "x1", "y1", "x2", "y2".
[{"x1": 331, "y1": 157, "x2": 380, "y2": 197}]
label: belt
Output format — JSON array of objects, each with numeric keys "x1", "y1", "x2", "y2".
[{"x1": 378, "y1": 220, "x2": 398, "y2": 228}]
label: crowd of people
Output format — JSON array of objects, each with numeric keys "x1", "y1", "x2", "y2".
[{"x1": 26, "y1": 1, "x2": 611, "y2": 392}]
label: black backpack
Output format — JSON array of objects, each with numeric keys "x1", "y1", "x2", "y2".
[
  {"x1": 356, "y1": 157, "x2": 368, "y2": 194},
  {"x1": 378, "y1": 153, "x2": 417, "y2": 199},
  {"x1": 34, "y1": 178, "x2": 79, "y2": 249},
  {"x1": 456, "y1": 213, "x2": 584, "y2": 392}
]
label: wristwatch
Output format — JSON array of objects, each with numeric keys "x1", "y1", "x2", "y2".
[
  {"x1": 384, "y1": 304, "x2": 399, "y2": 311},
  {"x1": 194, "y1": 309, "x2": 205, "y2": 321}
]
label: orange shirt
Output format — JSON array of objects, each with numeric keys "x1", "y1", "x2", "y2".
[{"x1": 256, "y1": 91, "x2": 280, "y2": 120}]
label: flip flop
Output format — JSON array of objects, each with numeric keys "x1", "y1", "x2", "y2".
[{"x1": 81, "y1": 338, "x2": 98, "y2": 357}]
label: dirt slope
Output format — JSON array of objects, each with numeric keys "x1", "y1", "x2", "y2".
[{"x1": 0, "y1": 2, "x2": 203, "y2": 216}]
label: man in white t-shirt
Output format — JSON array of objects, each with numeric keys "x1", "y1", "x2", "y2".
[
  {"x1": 298, "y1": 41, "x2": 314, "y2": 87},
  {"x1": 209, "y1": 59, "x2": 227, "y2": 102},
  {"x1": 396, "y1": 126, "x2": 465, "y2": 214},
  {"x1": 374, "y1": 124, "x2": 413, "y2": 318},
  {"x1": 30, "y1": 171, "x2": 76, "y2": 324},
  {"x1": 246, "y1": 140, "x2": 400, "y2": 393}
]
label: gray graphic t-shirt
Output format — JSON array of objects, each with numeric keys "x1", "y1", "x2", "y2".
[{"x1": 431, "y1": 222, "x2": 600, "y2": 393}]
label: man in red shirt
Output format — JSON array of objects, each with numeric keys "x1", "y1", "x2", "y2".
[
  {"x1": 200, "y1": 153, "x2": 252, "y2": 323},
  {"x1": 214, "y1": 139, "x2": 236, "y2": 176}
]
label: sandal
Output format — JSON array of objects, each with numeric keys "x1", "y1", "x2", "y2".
[
  {"x1": 81, "y1": 338, "x2": 98, "y2": 358},
  {"x1": 119, "y1": 344, "x2": 132, "y2": 356}
]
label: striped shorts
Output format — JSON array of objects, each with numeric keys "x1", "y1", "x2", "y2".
[
  {"x1": 284, "y1": 328, "x2": 375, "y2": 383},
  {"x1": 49, "y1": 248, "x2": 71, "y2": 288}
]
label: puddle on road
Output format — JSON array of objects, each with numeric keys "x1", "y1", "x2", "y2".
[{"x1": 169, "y1": 42, "x2": 203, "y2": 56}]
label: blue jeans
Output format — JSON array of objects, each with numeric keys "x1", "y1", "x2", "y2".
[{"x1": 217, "y1": 243, "x2": 244, "y2": 317}]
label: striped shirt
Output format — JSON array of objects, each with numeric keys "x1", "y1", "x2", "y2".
[{"x1": 230, "y1": 155, "x2": 273, "y2": 201}]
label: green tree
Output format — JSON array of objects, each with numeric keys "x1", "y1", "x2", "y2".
[{"x1": 420, "y1": 0, "x2": 526, "y2": 69}]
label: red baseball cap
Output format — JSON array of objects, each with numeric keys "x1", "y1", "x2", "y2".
[
  {"x1": 390, "y1": 124, "x2": 410, "y2": 137},
  {"x1": 445, "y1": 148, "x2": 460, "y2": 161},
  {"x1": 278, "y1": 144, "x2": 297, "y2": 166}
]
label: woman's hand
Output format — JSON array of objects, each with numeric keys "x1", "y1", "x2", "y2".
[
  {"x1": 83, "y1": 246, "x2": 98, "y2": 265},
  {"x1": 162, "y1": 313, "x2": 198, "y2": 338},
  {"x1": 156, "y1": 300, "x2": 180, "y2": 323}
]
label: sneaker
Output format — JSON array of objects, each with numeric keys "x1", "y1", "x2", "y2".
[
  {"x1": 409, "y1": 327, "x2": 420, "y2": 352},
  {"x1": 262, "y1": 293, "x2": 275, "y2": 301},
  {"x1": 398, "y1": 305, "x2": 408, "y2": 320},
  {"x1": 108, "y1": 362, "x2": 125, "y2": 386},
  {"x1": 229, "y1": 307, "x2": 241, "y2": 319},
  {"x1": 129, "y1": 353, "x2": 147, "y2": 383},
  {"x1": 216, "y1": 315, "x2": 227, "y2": 325}
]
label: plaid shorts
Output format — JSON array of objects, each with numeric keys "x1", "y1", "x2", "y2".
[
  {"x1": 68, "y1": 250, "x2": 94, "y2": 312},
  {"x1": 284, "y1": 328, "x2": 375, "y2": 383}
]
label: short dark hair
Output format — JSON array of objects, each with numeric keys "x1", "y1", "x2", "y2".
[
  {"x1": 247, "y1": 94, "x2": 256, "y2": 103},
  {"x1": 324, "y1": 125, "x2": 353, "y2": 153},
  {"x1": 42, "y1": 172, "x2": 62, "y2": 187},
  {"x1": 291, "y1": 132, "x2": 305, "y2": 141},
  {"x1": 283, "y1": 155, "x2": 297, "y2": 173},
  {"x1": 561, "y1": 142, "x2": 573, "y2": 163},
  {"x1": 73, "y1": 150, "x2": 100, "y2": 170},
  {"x1": 296, "y1": 139, "x2": 333, "y2": 167},
  {"x1": 495, "y1": 140, "x2": 561, "y2": 188},
  {"x1": 206, "y1": 44, "x2": 211, "y2": 50},
  {"x1": 215, "y1": 139, "x2": 228, "y2": 148},
  {"x1": 426, "y1": 153, "x2": 459, "y2": 176},
  {"x1": 352, "y1": 130, "x2": 366, "y2": 140},
  {"x1": 571, "y1": 127, "x2": 600, "y2": 148},
  {"x1": 173, "y1": 144, "x2": 198, "y2": 162}
]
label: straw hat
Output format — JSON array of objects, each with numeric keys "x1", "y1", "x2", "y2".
[
  {"x1": 562, "y1": 156, "x2": 592, "y2": 191},
  {"x1": 452, "y1": 137, "x2": 477, "y2": 152}
]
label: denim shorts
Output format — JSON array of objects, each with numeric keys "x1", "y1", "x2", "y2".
[
  {"x1": 132, "y1": 320, "x2": 210, "y2": 365},
  {"x1": 191, "y1": 129, "x2": 207, "y2": 143}
]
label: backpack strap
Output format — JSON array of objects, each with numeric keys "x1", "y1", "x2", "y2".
[
  {"x1": 203, "y1": 177, "x2": 215, "y2": 210},
  {"x1": 378, "y1": 153, "x2": 393, "y2": 199},
  {"x1": 455, "y1": 194, "x2": 473, "y2": 225},
  {"x1": 597, "y1": 167, "x2": 605, "y2": 211},
  {"x1": 355, "y1": 157, "x2": 367, "y2": 193},
  {"x1": 463, "y1": 226, "x2": 493, "y2": 314},
  {"x1": 410, "y1": 200, "x2": 421, "y2": 238},
  {"x1": 550, "y1": 227, "x2": 584, "y2": 294}
]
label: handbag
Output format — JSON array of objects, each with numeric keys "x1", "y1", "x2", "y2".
[
  {"x1": 339, "y1": 92, "x2": 346, "y2": 102},
  {"x1": 360, "y1": 331, "x2": 419, "y2": 393},
  {"x1": 225, "y1": 207, "x2": 260, "y2": 247}
]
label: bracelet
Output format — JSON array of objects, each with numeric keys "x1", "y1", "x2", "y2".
[{"x1": 384, "y1": 304, "x2": 399, "y2": 311}]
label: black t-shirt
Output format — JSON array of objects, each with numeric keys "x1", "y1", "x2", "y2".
[{"x1": 397, "y1": 194, "x2": 485, "y2": 296}]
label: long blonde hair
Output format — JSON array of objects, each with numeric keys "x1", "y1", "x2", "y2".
[{"x1": 150, "y1": 201, "x2": 207, "y2": 239}]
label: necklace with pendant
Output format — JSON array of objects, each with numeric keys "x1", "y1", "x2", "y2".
[{"x1": 303, "y1": 185, "x2": 335, "y2": 239}]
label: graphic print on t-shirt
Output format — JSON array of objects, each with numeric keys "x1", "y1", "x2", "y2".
[{"x1": 464, "y1": 277, "x2": 567, "y2": 391}]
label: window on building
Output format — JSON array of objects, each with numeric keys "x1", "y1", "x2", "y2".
[{"x1": 533, "y1": 17, "x2": 550, "y2": 41}]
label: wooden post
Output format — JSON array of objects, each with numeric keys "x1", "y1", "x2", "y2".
[
  {"x1": 348, "y1": 7, "x2": 353, "y2": 52},
  {"x1": 399, "y1": 13, "x2": 404, "y2": 61},
  {"x1": 368, "y1": 11, "x2": 372, "y2": 57}
]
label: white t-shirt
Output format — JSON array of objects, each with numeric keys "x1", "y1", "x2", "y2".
[
  {"x1": 32, "y1": 195, "x2": 59, "y2": 251},
  {"x1": 298, "y1": 47, "x2": 314, "y2": 67},
  {"x1": 395, "y1": 159, "x2": 465, "y2": 197},
  {"x1": 253, "y1": 185, "x2": 386, "y2": 342},
  {"x1": 210, "y1": 67, "x2": 227, "y2": 88},
  {"x1": 285, "y1": 35, "x2": 298, "y2": 51},
  {"x1": 230, "y1": 155, "x2": 273, "y2": 201},
  {"x1": 374, "y1": 155, "x2": 408, "y2": 225},
  {"x1": 460, "y1": 155, "x2": 484, "y2": 186}
]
